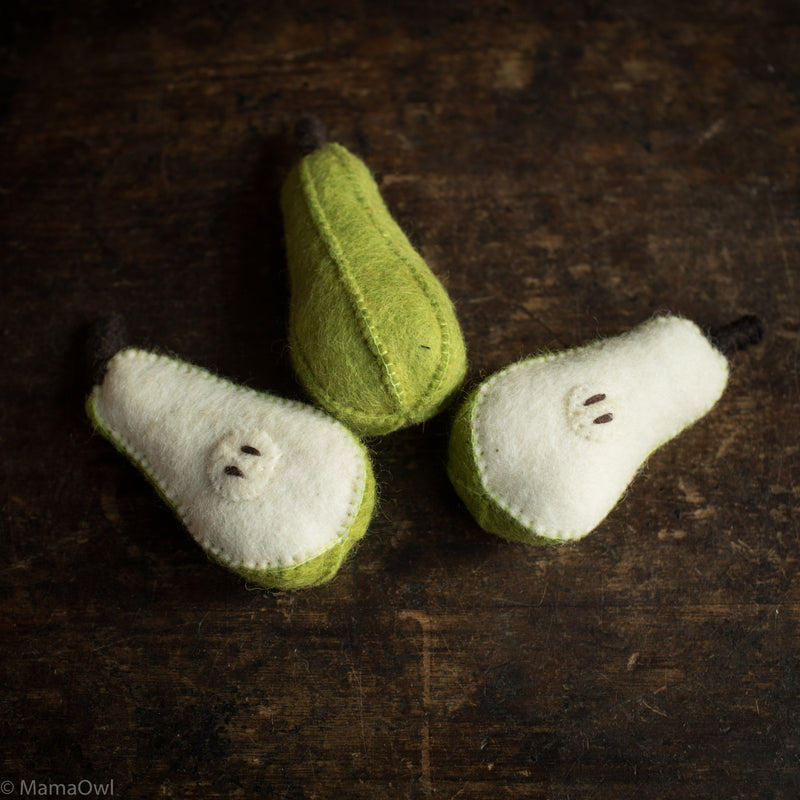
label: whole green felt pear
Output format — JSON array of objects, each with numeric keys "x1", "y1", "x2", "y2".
[{"x1": 281, "y1": 137, "x2": 467, "y2": 436}]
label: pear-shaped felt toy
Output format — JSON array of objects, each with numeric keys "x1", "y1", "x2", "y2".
[
  {"x1": 281, "y1": 133, "x2": 467, "y2": 437},
  {"x1": 87, "y1": 340, "x2": 375, "y2": 589},
  {"x1": 448, "y1": 315, "x2": 763, "y2": 544}
]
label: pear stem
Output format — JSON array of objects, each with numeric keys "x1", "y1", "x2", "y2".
[
  {"x1": 295, "y1": 115, "x2": 327, "y2": 156},
  {"x1": 708, "y1": 315, "x2": 764, "y2": 358},
  {"x1": 86, "y1": 313, "x2": 128, "y2": 387}
]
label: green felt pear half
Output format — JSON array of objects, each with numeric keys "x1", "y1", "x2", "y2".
[
  {"x1": 281, "y1": 142, "x2": 467, "y2": 436},
  {"x1": 448, "y1": 316, "x2": 735, "y2": 544},
  {"x1": 87, "y1": 348, "x2": 375, "y2": 589}
]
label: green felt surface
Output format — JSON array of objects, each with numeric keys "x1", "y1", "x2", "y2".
[{"x1": 281, "y1": 142, "x2": 467, "y2": 436}]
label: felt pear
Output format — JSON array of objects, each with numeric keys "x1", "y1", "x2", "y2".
[
  {"x1": 86, "y1": 321, "x2": 375, "y2": 589},
  {"x1": 280, "y1": 124, "x2": 467, "y2": 436},
  {"x1": 448, "y1": 315, "x2": 763, "y2": 544}
]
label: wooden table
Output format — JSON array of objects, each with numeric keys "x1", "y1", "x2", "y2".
[{"x1": 2, "y1": 2, "x2": 798, "y2": 797}]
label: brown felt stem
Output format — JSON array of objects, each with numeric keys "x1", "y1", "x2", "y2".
[
  {"x1": 295, "y1": 115, "x2": 327, "y2": 156},
  {"x1": 86, "y1": 313, "x2": 128, "y2": 388},
  {"x1": 708, "y1": 315, "x2": 764, "y2": 358}
]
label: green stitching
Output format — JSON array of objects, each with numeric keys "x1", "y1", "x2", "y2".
[
  {"x1": 290, "y1": 339, "x2": 410, "y2": 431},
  {"x1": 290, "y1": 333, "x2": 462, "y2": 436},
  {"x1": 329, "y1": 143, "x2": 455, "y2": 416},
  {"x1": 299, "y1": 152, "x2": 406, "y2": 411}
]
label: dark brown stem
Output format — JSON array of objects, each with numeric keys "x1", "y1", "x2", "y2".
[
  {"x1": 86, "y1": 313, "x2": 128, "y2": 387},
  {"x1": 295, "y1": 115, "x2": 327, "y2": 156},
  {"x1": 708, "y1": 315, "x2": 764, "y2": 358}
]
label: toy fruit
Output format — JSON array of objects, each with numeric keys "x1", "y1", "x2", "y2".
[
  {"x1": 447, "y1": 314, "x2": 763, "y2": 544},
  {"x1": 280, "y1": 121, "x2": 467, "y2": 436},
  {"x1": 86, "y1": 316, "x2": 375, "y2": 589}
]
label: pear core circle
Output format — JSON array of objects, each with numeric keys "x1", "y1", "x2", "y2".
[{"x1": 207, "y1": 428, "x2": 281, "y2": 502}]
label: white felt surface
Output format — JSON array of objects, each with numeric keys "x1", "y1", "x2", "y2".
[
  {"x1": 90, "y1": 349, "x2": 368, "y2": 569},
  {"x1": 472, "y1": 316, "x2": 729, "y2": 540}
]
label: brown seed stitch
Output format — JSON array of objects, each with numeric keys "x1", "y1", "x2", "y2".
[{"x1": 584, "y1": 393, "x2": 606, "y2": 406}]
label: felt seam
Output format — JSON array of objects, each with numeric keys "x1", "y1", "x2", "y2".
[
  {"x1": 299, "y1": 154, "x2": 406, "y2": 412},
  {"x1": 447, "y1": 385, "x2": 545, "y2": 545},
  {"x1": 329, "y1": 143, "x2": 454, "y2": 414},
  {"x1": 470, "y1": 316, "x2": 729, "y2": 540},
  {"x1": 88, "y1": 348, "x2": 370, "y2": 572},
  {"x1": 230, "y1": 460, "x2": 375, "y2": 588},
  {"x1": 289, "y1": 339, "x2": 412, "y2": 430},
  {"x1": 290, "y1": 327, "x2": 463, "y2": 436},
  {"x1": 469, "y1": 377, "x2": 583, "y2": 541}
]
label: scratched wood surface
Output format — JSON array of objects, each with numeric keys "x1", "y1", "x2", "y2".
[{"x1": 1, "y1": 1, "x2": 799, "y2": 798}]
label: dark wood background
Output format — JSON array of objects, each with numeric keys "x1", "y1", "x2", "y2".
[{"x1": 2, "y1": 1, "x2": 798, "y2": 798}]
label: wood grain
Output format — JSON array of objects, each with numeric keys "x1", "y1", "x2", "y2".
[{"x1": 1, "y1": 1, "x2": 798, "y2": 798}]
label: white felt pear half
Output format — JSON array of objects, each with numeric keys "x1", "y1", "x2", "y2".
[
  {"x1": 87, "y1": 348, "x2": 375, "y2": 589},
  {"x1": 448, "y1": 316, "x2": 733, "y2": 544}
]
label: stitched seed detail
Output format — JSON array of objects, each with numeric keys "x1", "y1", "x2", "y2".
[
  {"x1": 584, "y1": 393, "x2": 606, "y2": 406},
  {"x1": 566, "y1": 385, "x2": 619, "y2": 443},
  {"x1": 208, "y1": 428, "x2": 281, "y2": 502}
]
